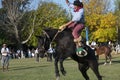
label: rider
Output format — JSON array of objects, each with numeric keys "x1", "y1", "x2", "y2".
[{"x1": 59, "y1": 0, "x2": 85, "y2": 44}]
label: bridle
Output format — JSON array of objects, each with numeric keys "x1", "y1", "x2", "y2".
[{"x1": 42, "y1": 30, "x2": 60, "y2": 51}]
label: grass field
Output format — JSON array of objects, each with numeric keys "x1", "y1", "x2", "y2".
[{"x1": 0, "y1": 53, "x2": 120, "y2": 80}]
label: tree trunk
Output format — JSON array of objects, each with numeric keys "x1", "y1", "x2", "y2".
[{"x1": 14, "y1": 25, "x2": 22, "y2": 49}]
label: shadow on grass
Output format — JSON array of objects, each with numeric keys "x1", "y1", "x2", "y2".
[
  {"x1": 111, "y1": 60, "x2": 120, "y2": 63},
  {"x1": 10, "y1": 65, "x2": 50, "y2": 71},
  {"x1": 99, "y1": 59, "x2": 120, "y2": 65}
]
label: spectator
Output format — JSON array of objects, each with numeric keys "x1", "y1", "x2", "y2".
[
  {"x1": 16, "y1": 49, "x2": 21, "y2": 59},
  {"x1": 20, "y1": 49, "x2": 25, "y2": 59},
  {"x1": 1, "y1": 44, "x2": 10, "y2": 71},
  {"x1": 28, "y1": 49, "x2": 32, "y2": 58},
  {"x1": 35, "y1": 48, "x2": 39, "y2": 62},
  {"x1": 31, "y1": 48, "x2": 35, "y2": 58},
  {"x1": 115, "y1": 44, "x2": 120, "y2": 54},
  {"x1": 91, "y1": 41, "x2": 96, "y2": 50},
  {"x1": 91, "y1": 41, "x2": 96, "y2": 46},
  {"x1": 47, "y1": 44, "x2": 55, "y2": 62}
]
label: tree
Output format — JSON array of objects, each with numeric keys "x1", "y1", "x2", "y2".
[
  {"x1": 114, "y1": 0, "x2": 120, "y2": 44},
  {"x1": 0, "y1": 0, "x2": 34, "y2": 48},
  {"x1": 83, "y1": 0, "x2": 117, "y2": 42},
  {"x1": 26, "y1": 1, "x2": 68, "y2": 46}
]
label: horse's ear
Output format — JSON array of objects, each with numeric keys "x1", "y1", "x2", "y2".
[
  {"x1": 42, "y1": 30, "x2": 46, "y2": 34},
  {"x1": 42, "y1": 29, "x2": 51, "y2": 39}
]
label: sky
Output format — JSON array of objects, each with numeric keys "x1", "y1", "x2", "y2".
[
  {"x1": 0, "y1": 0, "x2": 68, "y2": 10},
  {"x1": 0, "y1": 0, "x2": 2, "y2": 8},
  {"x1": 0, "y1": 0, "x2": 115, "y2": 11},
  {"x1": 30, "y1": 0, "x2": 69, "y2": 10},
  {"x1": 30, "y1": 0, "x2": 115, "y2": 12}
]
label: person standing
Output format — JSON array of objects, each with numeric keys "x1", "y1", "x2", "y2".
[
  {"x1": 47, "y1": 44, "x2": 55, "y2": 62},
  {"x1": 91, "y1": 41, "x2": 97, "y2": 50},
  {"x1": 35, "y1": 48, "x2": 39, "y2": 62},
  {"x1": 1, "y1": 44, "x2": 10, "y2": 71}
]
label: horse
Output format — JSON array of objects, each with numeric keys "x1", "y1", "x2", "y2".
[
  {"x1": 95, "y1": 45, "x2": 112, "y2": 65},
  {"x1": 36, "y1": 28, "x2": 102, "y2": 80}
]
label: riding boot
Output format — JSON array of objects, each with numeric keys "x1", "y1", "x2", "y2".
[
  {"x1": 74, "y1": 37, "x2": 82, "y2": 48},
  {"x1": 75, "y1": 42, "x2": 82, "y2": 48},
  {"x1": 74, "y1": 36, "x2": 82, "y2": 43}
]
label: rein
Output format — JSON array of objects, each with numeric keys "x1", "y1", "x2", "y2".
[
  {"x1": 51, "y1": 30, "x2": 60, "y2": 42},
  {"x1": 42, "y1": 29, "x2": 61, "y2": 49}
]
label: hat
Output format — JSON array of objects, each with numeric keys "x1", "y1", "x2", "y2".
[
  {"x1": 3, "y1": 44, "x2": 6, "y2": 46},
  {"x1": 73, "y1": 0, "x2": 83, "y2": 7}
]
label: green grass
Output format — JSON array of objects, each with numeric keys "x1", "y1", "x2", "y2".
[{"x1": 0, "y1": 53, "x2": 120, "y2": 80}]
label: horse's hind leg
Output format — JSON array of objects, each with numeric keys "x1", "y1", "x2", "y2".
[
  {"x1": 78, "y1": 63, "x2": 90, "y2": 80},
  {"x1": 54, "y1": 58, "x2": 60, "y2": 80},
  {"x1": 89, "y1": 61, "x2": 102, "y2": 80},
  {"x1": 59, "y1": 59, "x2": 66, "y2": 76},
  {"x1": 108, "y1": 54, "x2": 112, "y2": 65}
]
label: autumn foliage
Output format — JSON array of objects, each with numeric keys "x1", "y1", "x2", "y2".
[{"x1": 83, "y1": 0, "x2": 117, "y2": 42}]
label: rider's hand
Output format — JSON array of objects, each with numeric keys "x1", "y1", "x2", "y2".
[
  {"x1": 59, "y1": 25, "x2": 66, "y2": 31},
  {"x1": 59, "y1": 25, "x2": 64, "y2": 29}
]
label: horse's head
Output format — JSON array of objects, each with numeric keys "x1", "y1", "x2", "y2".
[
  {"x1": 35, "y1": 36, "x2": 45, "y2": 58},
  {"x1": 36, "y1": 28, "x2": 58, "y2": 58}
]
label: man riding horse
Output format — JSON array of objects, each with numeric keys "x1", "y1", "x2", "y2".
[
  {"x1": 36, "y1": 0, "x2": 102, "y2": 80},
  {"x1": 59, "y1": 0, "x2": 85, "y2": 48}
]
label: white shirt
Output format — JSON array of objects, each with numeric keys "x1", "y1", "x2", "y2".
[
  {"x1": 1, "y1": 47, "x2": 9, "y2": 56},
  {"x1": 68, "y1": 3, "x2": 84, "y2": 22},
  {"x1": 35, "y1": 49, "x2": 38, "y2": 54},
  {"x1": 47, "y1": 47, "x2": 54, "y2": 53}
]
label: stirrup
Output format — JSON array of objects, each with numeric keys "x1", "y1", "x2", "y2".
[{"x1": 76, "y1": 47, "x2": 88, "y2": 57}]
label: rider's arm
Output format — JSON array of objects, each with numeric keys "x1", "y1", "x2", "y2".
[
  {"x1": 65, "y1": 21, "x2": 74, "y2": 27},
  {"x1": 65, "y1": 0, "x2": 74, "y2": 8},
  {"x1": 1, "y1": 48, "x2": 4, "y2": 54},
  {"x1": 65, "y1": 0, "x2": 69, "y2": 4},
  {"x1": 59, "y1": 21, "x2": 74, "y2": 30}
]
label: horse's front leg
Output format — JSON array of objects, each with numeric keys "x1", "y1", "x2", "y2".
[
  {"x1": 59, "y1": 59, "x2": 66, "y2": 76},
  {"x1": 104, "y1": 55, "x2": 107, "y2": 65},
  {"x1": 54, "y1": 58, "x2": 60, "y2": 80}
]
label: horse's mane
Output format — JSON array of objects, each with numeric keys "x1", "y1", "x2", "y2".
[
  {"x1": 43, "y1": 27, "x2": 73, "y2": 41},
  {"x1": 43, "y1": 27, "x2": 72, "y2": 33}
]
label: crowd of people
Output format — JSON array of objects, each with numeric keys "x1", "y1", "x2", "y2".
[
  {"x1": 0, "y1": 43, "x2": 42, "y2": 71},
  {"x1": 0, "y1": 43, "x2": 56, "y2": 72},
  {"x1": 4, "y1": 47, "x2": 39, "y2": 59}
]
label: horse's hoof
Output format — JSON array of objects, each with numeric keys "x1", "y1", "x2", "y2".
[
  {"x1": 109, "y1": 62, "x2": 112, "y2": 65},
  {"x1": 103, "y1": 62, "x2": 107, "y2": 65},
  {"x1": 56, "y1": 76, "x2": 60, "y2": 80},
  {"x1": 61, "y1": 70, "x2": 66, "y2": 76}
]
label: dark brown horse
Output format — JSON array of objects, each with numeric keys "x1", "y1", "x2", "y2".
[{"x1": 95, "y1": 45, "x2": 112, "y2": 65}]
